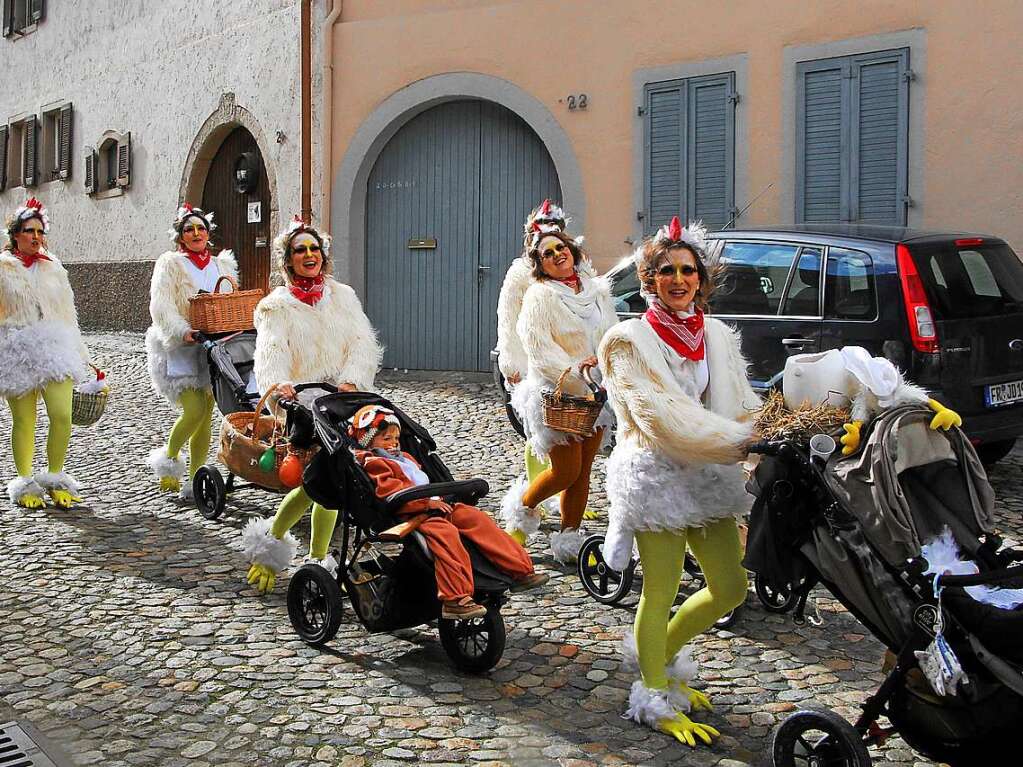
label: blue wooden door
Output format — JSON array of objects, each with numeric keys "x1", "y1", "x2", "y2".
[{"x1": 366, "y1": 100, "x2": 561, "y2": 372}]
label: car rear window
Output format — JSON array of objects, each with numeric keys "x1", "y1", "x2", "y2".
[{"x1": 910, "y1": 241, "x2": 1023, "y2": 319}]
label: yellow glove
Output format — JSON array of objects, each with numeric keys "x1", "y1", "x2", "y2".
[
  {"x1": 582, "y1": 508, "x2": 598, "y2": 521},
  {"x1": 657, "y1": 713, "x2": 720, "y2": 747},
  {"x1": 18, "y1": 492, "x2": 46, "y2": 509},
  {"x1": 928, "y1": 399, "x2": 962, "y2": 431},
  {"x1": 49, "y1": 489, "x2": 81, "y2": 509},
  {"x1": 840, "y1": 421, "x2": 863, "y2": 456},
  {"x1": 673, "y1": 682, "x2": 713, "y2": 712},
  {"x1": 247, "y1": 563, "x2": 277, "y2": 594}
]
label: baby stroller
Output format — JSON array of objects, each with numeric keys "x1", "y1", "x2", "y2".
[
  {"x1": 189, "y1": 330, "x2": 283, "y2": 520},
  {"x1": 282, "y1": 390, "x2": 521, "y2": 673},
  {"x1": 743, "y1": 404, "x2": 1023, "y2": 766}
]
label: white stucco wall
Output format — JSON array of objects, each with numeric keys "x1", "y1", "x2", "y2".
[{"x1": 0, "y1": 0, "x2": 324, "y2": 263}]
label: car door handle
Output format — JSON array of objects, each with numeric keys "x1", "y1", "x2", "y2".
[{"x1": 782, "y1": 337, "x2": 814, "y2": 348}]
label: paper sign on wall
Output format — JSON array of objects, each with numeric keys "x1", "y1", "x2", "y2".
[{"x1": 247, "y1": 201, "x2": 262, "y2": 224}]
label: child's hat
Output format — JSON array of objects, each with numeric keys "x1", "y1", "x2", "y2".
[{"x1": 348, "y1": 404, "x2": 400, "y2": 448}]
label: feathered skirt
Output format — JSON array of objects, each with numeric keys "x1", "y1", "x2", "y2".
[
  {"x1": 510, "y1": 375, "x2": 614, "y2": 459},
  {"x1": 0, "y1": 320, "x2": 86, "y2": 398},
  {"x1": 145, "y1": 327, "x2": 209, "y2": 407},
  {"x1": 602, "y1": 440, "x2": 751, "y2": 571}
]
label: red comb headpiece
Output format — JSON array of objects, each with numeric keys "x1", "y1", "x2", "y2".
[
  {"x1": 540, "y1": 199, "x2": 552, "y2": 215},
  {"x1": 668, "y1": 216, "x2": 682, "y2": 241},
  {"x1": 25, "y1": 197, "x2": 43, "y2": 211},
  {"x1": 182, "y1": 202, "x2": 193, "y2": 212}
]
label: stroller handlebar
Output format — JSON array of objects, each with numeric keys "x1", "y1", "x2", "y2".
[{"x1": 936, "y1": 563, "x2": 1023, "y2": 589}]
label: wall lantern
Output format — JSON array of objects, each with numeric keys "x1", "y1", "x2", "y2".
[{"x1": 233, "y1": 151, "x2": 259, "y2": 194}]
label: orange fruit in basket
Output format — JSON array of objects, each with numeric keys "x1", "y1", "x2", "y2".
[{"x1": 278, "y1": 453, "x2": 304, "y2": 488}]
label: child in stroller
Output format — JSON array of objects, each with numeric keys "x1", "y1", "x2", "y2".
[
  {"x1": 349, "y1": 404, "x2": 547, "y2": 619},
  {"x1": 744, "y1": 403, "x2": 1023, "y2": 767},
  {"x1": 285, "y1": 391, "x2": 545, "y2": 672}
]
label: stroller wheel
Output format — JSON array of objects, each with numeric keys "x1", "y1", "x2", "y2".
[
  {"x1": 755, "y1": 573, "x2": 798, "y2": 614},
  {"x1": 772, "y1": 708, "x2": 872, "y2": 767},
  {"x1": 287, "y1": 564, "x2": 343, "y2": 646},
  {"x1": 193, "y1": 466, "x2": 227, "y2": 520},
  {"x1": 577, "y1": 534, "x2": 635, "y2": 605},
  {"x1": 438, "y1": 608, "x2": 506, "y2": 673}
]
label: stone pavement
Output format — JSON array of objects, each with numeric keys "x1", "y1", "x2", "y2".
[{"x1": 1, "y1": 332, "x2": 1020, "y2": 767}]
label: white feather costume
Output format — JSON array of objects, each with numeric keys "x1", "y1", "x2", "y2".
[
  {"x1": 144, "y1": 249, "x2": 238, "y2": 406},
  {"x1": 510, "y1": 269, "x2": 618, "y2": 458},
  {"x1": 598, "y1": 317, "x2": 760, "y2": 570},
  {"x1": 0, "y1": 250, "x2": 88, "y2": 399},
  {"x1": 253, "y1": 279, "x2": 382, "y2": 394},
  {"x1": 495, "y1": 257, "x2": 532, "y2": 381}
]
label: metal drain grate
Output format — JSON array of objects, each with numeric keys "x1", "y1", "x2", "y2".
[{"x1": 0, "y1": 721, "x2": 70, "y2": 767}]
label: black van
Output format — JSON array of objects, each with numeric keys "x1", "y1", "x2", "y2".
[{"x1": 492, "y1": 225, "x2": 1023, "y2": 465}]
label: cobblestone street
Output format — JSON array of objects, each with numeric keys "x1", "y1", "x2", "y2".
[{"x1": 1, "y1": 332, "x2": 1020, "y2": 767}]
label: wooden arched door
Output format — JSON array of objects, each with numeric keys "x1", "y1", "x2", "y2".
[{"x1": 201, "y1": 126, "x2": 271, "y2": 290}]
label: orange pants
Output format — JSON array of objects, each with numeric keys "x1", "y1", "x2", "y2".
[
  {"x1": 522, "y1": 428, "x2": 604, "y2": 531},
  {"x1": 415, "y1": 503, "x2": 535, "y2": 602}
]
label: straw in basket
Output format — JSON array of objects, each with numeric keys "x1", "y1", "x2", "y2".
[
  {"x1": 72, "y1": 365, "x2": 110, "y2": 427},
  {"x1": 189, "y1": 274, "x2": 264, "y2": 334},
  {"x1": 541, "y1": 366, "x2": 607, "y2": 436}
]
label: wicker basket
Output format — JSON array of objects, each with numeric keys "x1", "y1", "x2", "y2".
[
  {"x1": 541, "y1": 367, "x2": 606, "y2": 436},
  {"x1": 188, "y1": 275, "x2": 263, "y2": 334},
  {"x1": 72, "y1": 365, "x2": 109, "y2": 426},
  {"x1": 217, "y1": 386, "x2": 317, "y2": 491}
]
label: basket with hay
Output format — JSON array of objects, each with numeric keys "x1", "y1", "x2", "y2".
[{"x1": 753, "y1": 389, "x2": 850, "y2": 442}]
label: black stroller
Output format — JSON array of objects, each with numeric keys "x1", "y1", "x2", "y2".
[
  {"x1": 744, "y1": 405, "x2": 1023, "y2": 766},
  {"x1": 282, "y1": 390, "x2": 522, "y2": 673}
]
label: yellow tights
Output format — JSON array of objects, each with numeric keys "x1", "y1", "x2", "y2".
[
  {"x1": 271, "y1": 486, "x2": 338, "y2": 561},
  {"x1": 633, "y1": 519, "x2": 747, "y2": 690},
  {"x1": 7, "y1": 378, "x2": 74, "y2": 477},
  {"x1": 167, "y1": 388, "x2": 215, "y2": 479}
]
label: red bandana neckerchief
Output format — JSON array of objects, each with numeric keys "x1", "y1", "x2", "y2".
[
  {"x1": 290, "y1": 274, "x2": 325, "y2": 306},
  {"x1": 644, "y1": 301, "x2": 705, "y2": 361},
  {"x1": 556, "y1": 271, "x2": 580, "y2": 290},
  {"x1": 13, "y1": 249, "x2": 50, "y2": 269},
  {"x1": 180, "y1": 247, "x2": 212, "y2": 271}
]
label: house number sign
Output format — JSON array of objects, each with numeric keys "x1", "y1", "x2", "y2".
[{"x1": 566, "y1": 94, "x2": 588, "y2": 110}]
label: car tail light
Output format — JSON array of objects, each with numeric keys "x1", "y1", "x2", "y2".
[
  {"x1": 896, "y1": 244, "x2": 939, "y2": 354},
  {"x1": 955, "y1": 237, "x2": 984, "y2": 247}
]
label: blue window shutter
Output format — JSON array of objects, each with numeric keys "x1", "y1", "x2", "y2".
[
  {"x1": 688, "y1": 73, "x2": 735, "y2": 229},
  {"x1": 797, "y1": 60, "x2": 847, "y2": 223},
  {"x1": 644, "y1": 82, "x2": 685, "y2": 234},
  {"x1": 851, "y1": 50, "x2": 909, "y2": 225}
]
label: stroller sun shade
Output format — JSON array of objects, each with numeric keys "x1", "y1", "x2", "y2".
[{"x1": 310, "y1": 392, "x2": 438, "y2": 455}]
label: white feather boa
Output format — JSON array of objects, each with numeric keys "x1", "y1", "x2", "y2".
[
  {"x1": 7, "y1": 475, "x2": 44, "y2": 505},
  {"x1": 253, "y1": 281, "x2": 382, "y2": 394},
  {"x1": 0, "y1": 252, "x2": 88, "y2": 397}
]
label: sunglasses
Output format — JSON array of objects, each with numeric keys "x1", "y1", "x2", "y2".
[
  {"x1": 656, "y1": 263, "x2": 699, "y2": 278},
  {"x1": 293, "y1": 244, "x2": 322, "y2": 255},
  {"x1": 541, "y1": 242, "x2": 569, "y2": 260}
]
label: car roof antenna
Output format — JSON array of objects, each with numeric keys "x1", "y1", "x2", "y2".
[{"x1": 721, "y1": 183, "x2": 774, "y2": 231}]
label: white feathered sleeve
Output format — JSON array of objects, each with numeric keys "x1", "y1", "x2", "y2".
[
  {"x1": 332, "y1": 283, "x2": 382, "y2": 391},
  {"x1": 253, "y1": 297, "x2": 295, "y2": 394},
  {"x1": 519, "y1": 285, "x2": 583, "y2": 394},
  {"x1": 600, "y1": 328, "x2": 752, "y2": 466},
  {"x1": 148, "y1": 253, "x2": 191, "y2": 346},
  {"x1": 496, "y1": 258, "x2": 532, "y2": 380}
]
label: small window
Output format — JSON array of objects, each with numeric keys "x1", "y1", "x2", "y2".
[
  {"x1": 960, "y1": 251, "x2": 1001, "y2": 298},
  {"x1": 914, "y1": 242, "x2": 1023, "y2": 319},
  {"x1": 40, "y1": 103, "x2": 72, "y2": 182},
  {"x1": 712, "y1": 241, "x2": 801, "y2": 316},
  {"x1": 781, "y1": 248, "x2": 823, "y2": 316},
  {"x1": 824, "y1": 247, "x2": 877, "y2": 320},
  {"x1": 3, "y1": 0, "x2": 44, "y2": 37},
  {"x1": 3, "y1": 116, "x2": 35, "y2": 189},
  {"x1": 92, "y1": 129, "x2": 131, "y2": 198},
  {"x1": 609, "y1": 261, "x2": 646, "y2": 315}
]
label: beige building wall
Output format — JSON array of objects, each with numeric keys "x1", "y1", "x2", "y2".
[{"x1": 326, "y1": 0, "x2": 1023, "y2": 277}]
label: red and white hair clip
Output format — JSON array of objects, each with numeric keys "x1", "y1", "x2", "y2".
[{"x1": 652, "y1": 215, "x2": 708, "y2": 254}]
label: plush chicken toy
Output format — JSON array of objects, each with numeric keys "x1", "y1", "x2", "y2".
[{"x1": 782, "y1": 346, "x2": 961, "y2": 455}]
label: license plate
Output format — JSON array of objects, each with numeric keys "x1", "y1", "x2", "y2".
[{"x1": 985, "y1": 379, "x2": 1023, "y2": 407}]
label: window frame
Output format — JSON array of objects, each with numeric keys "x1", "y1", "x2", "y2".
[
  {"x1": 40, "y1": 101, "x2": 71, "y2": 183},
  {"x1": 795, "y1": 47, "x2": 911, "y2": 226},
  {"x1": 3, "y1": 0, "x2": 44, "y2": 38},
  {"x1": 712, "y1": 239, "x2": 820, "y2": 319},
  {"x1": 93, "y1": 129, "x2": 130, "y2": 199},
  {"x1": 641, "y1": 71, "x2": 737, "y2": 234},
  {"x1": 822, "y1": 245, "x2": 879, "y2": 322},
  {"x1": 4, "y1": 114, "x2": 32, "y2": 189}
]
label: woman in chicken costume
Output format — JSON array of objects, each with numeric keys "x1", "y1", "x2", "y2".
[
  {"x1": 500, "y1": 219, "x2": 618, "y2": 564},
  {"x1": 145, "y1": 204, "x2": 237, "y2": 499},
  {"x1": 598, "y1": 217, "x2": 759, "y2": 747},
  {"x1": 241, "y1": 217, "x2": 382, "y2": 594},
  {"x1": 1, "y1": 198, "x2": 89, "y2": 509}
]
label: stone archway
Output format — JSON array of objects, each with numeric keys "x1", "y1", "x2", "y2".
[
  {"x1": 180, "y1": 92, "x2": 281, "y2": 249},
  {"x1": 330, "y1": 72, "x2": 584, "y2": 295}
]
